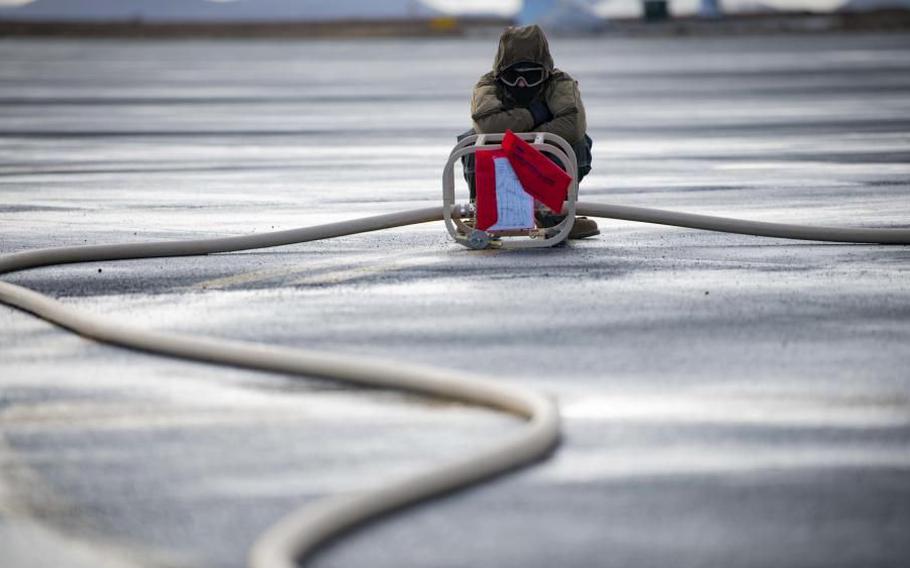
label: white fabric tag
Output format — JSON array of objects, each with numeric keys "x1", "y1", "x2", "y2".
[{"x1": 488, "y1": 157, "x2": 534, "y2": 231}]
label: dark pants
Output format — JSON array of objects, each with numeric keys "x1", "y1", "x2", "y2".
[{"x1": 457, "y1": 129, "x2": 593, "y2": 200}]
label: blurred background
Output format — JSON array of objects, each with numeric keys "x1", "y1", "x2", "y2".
[{"x1": 1, "y1": 0, "x2": 909, "y2": 36}]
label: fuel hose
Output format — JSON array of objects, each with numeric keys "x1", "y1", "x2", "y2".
[{"x1": 1, "y1": 202, "x2": 908, "y2": 568}]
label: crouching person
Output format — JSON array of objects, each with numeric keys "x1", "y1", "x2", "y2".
[{"x1": 461, "y1": 24, "x2": 598, "y2": 239}]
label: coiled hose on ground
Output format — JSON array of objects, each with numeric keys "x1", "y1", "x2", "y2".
[{"x1": 1, "y1": 203, "x2": 908, "y2": 568}]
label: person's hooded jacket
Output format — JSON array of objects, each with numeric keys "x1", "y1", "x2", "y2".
[{"x1": 471, "y1": 25, "x2": 587, "y2": 146}]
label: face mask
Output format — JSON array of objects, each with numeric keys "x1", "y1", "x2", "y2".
[{"x1": 509, "y1": 84, "x2": 542, "y2": 106}]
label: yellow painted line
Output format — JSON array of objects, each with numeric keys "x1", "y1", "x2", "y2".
[
  {"x1": 193, "y1": 247, "x2": 442, "y2": 290},
  {"x1": 292, "y1": 260, "x2": 408, "y2": 286},
  {"x1": 292, "y1": 248, "x2": 442, "y2": 286},
  {"x1": 192, "y1": 253, "x2": 387, "y2": 290},
  {"x1": 192, "y1": 266, "x2": 304, "y2": 290}
]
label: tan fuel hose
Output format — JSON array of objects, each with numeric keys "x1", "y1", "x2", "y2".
[
  {"x1": 0, "y1": 206, "x2": 560, "y2": 568},
  {"x1": 0, "y1": 279, "x2": 558, "y2": 568},
  {"x1": 1, "y1": 203, "x2": 908, "y2": 568},
  {"x1": 0, "y1": 207, "x2": 446, "y2": 274},
  {"x1": 575, "y1": 202, "x2": 910, "y2": 244}
]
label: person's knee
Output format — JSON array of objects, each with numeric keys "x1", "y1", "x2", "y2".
[
  {"x1": 575, "y1": 134, "x2": 593, "y2": 182},
  {"x1": 457, "y1": 129, "x2": 478, "y2": 199}
]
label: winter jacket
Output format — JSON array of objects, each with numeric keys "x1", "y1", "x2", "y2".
[{"x1": 471, "y1": 25, "x2": 587, "y2": 147}]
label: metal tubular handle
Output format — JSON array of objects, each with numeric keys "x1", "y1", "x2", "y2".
[{"x1": 442, "y1": 132, "x2": 579, "y2": 250}]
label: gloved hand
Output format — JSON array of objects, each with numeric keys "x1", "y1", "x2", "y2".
[{"x1": 528, "y1": 100, "x2": 553, "y2": 126}]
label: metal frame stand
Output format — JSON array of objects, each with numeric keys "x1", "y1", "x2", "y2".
[{"x1": 442, "y1": 132, "x2": 579, "y2": 250}]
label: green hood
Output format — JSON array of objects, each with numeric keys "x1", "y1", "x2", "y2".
[{"x1": 492, "y1": 25, "x2": 555, "y2": 77}]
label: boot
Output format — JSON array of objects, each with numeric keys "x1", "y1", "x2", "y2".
[
  {"x1": 535, "y1": 211, "x2": 599, "y2": 240},
  {"x1": 568, "y1": 217, "x2": 599, "y2": 239}
]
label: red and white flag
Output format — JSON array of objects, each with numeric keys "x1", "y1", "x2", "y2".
[
  {"x1": 474, "y1": 130, "x2": 571, "y2": 232},
  {"x1": 475, "y1": 148, "x2": 535, "y2": 231}
]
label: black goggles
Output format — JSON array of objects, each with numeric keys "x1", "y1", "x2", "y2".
[{"x1": 499, "y1": 65, "x2": 547, "y2": 88}]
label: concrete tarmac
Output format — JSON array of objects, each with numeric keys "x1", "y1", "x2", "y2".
[{"x1": 1, "y1": 33, "x2": 909, "y2": 568}]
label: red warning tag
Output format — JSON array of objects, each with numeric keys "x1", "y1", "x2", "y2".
[{"x1": 501, "y1": 129, "x2": 571, "y2": 214}]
